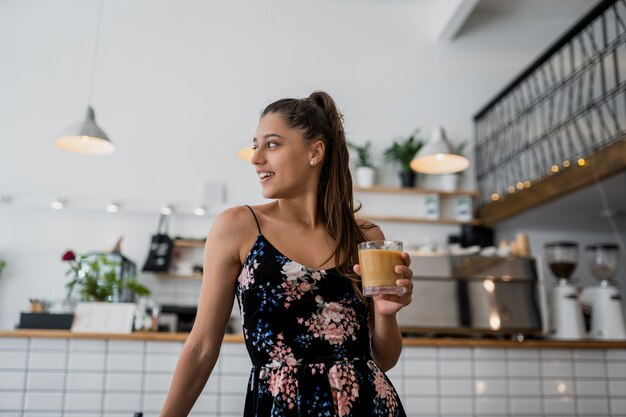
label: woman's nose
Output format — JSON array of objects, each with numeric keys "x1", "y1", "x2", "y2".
[{"x1": 250, "y1": 148, "x2": 262, "y2": 165}]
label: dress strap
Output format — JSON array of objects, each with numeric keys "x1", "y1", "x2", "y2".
[{"x1": 244, "y1": 205, "x2": 262, "y2": 234}]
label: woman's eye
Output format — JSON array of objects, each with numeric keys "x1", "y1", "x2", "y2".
[{"x1": 267, "y1": 142, "x2": 278, "y2": 149}]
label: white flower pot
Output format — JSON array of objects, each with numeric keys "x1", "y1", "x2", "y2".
[{"x1": 355, "y1": 166, "x2": 376, "y2": 188}]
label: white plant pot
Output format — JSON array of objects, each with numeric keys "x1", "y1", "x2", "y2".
[
  {"x1": 355, "y1": 166, "x2": 376, "y2": 188},
  {"x1": 438, "y1": 174, "x2": 459, "y2": 192}
]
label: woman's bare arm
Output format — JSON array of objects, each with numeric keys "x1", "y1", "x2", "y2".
[
  {"x1": 357, "y1": 224, "x2": 413, "y2": 372},
  {"x1": 159, "y1": 207, "x2": 252, "y2": 417}
]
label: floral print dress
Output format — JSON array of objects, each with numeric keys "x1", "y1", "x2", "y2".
[{"x1": 235, "y1": 206, "x2": 406, "y2": 417}]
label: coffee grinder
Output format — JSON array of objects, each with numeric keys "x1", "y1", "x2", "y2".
[
  {"x1": 580, "y1": 244, "x2": 625, "y2": 340},
  {"x1": 545, "y1": 241, "x2": 585, "y2": 339}
]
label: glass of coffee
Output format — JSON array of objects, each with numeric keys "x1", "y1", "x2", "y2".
[{"x1": 358, "y1": 240, "x2": 405, "y2": 296}]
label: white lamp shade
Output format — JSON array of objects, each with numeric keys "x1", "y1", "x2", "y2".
[
  {"x1": 54, "y1": 106, "x2": 115, "y2": 155},
  {"x1": 410, "y1": 126, "x2": 469, "y2": 174}
]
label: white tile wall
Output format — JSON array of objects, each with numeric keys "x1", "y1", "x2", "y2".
[
  {"x1": 609, "y1": 379, "x2": 626, "y2": 396},
  {"x1": 145, "y1": 353, "x2": 179, "y2": 373},
  {"x1": 440, "y1": 397, "x2": 473, "y2": 414},
  {"x1": 28, "y1": 351, "x2": 66, "y2": 370},
  {"x1": 405, "y1": 359, "x2": 437, "y2": 377},
  {"x1": 0, "y1": 370, "x2": 25, "y2": 389},
  {"x1": 63, "y1": 392, "x2": 102, "y2": 411},
  {"x1": 24, "y1": 392, "x2": 64, "y2": 410},
  {"x1": 474, "y1": 360, "x2": 507, "y2": 377},
  {"x1": 107, "y1": 352, "x2": 144, "y2": 372},
  {"x1": 0, "y1": 337, "x2": 28, "y2": 349},
  {"x1": 611, "y1": 398, "x2": 626, "y2": 413},
  {"x1": 67, "y1": 351, "x2": 105, "y2": 371},
  {"x1": 475, "y1": 378, "x2": 508, "y2": 396},
  {"x1": 0, "y1": 338, "x2": 625, "y2": 416},
  {"x1": 440, "y1": 360, "x2": 472, "y2": 377},
  {"x1": 103, "y1": 392, "x2": 142, "y2": 411},
  {"x1": 509, "y1": 378, "x2": 542, "y2": 396},
  {"x1": 509, "y1": 359, "x2": 541, "y2": 377},
  {"x1": 543, "y1": 397, "x2": 576, "y2": 415},
  {"x1": 576, "y1": 379, "x2": 609, "y2": 396},
  {"x1": 404, "y1": 397, "x2": 438, "y2": 415},
  {"x1": 476, "y1": 397, "x2": 508, "y2": 414},
  {"x1": 26, "y1": 371, "x2": 65, "y2": 390},
  {"x1": 144, "y1": 373, "x2": 173, "y2": 392},
  {"x1": 105, "y1": 372, "x2": 142, "y2": 391},
  {"x1": 0, "y1": 391, "x2": 24, "y2": 410},
  {"x1": 66, "y1": 372, "x2": 104, "y2": 391},
  {"x1": 440, "y1": 378, "x2": 473, "y2": 396},
  {"x1": 510, "y1": 397, "x2": 543, "y2": 415}
]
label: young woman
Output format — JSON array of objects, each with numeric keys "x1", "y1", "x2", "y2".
[{"x1": 160, "y1": 91, "x2": 413, "y2": 417}]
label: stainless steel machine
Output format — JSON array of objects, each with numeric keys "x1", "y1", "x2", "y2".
[{"x1": 397, "y1": 254, "x2": 547, "y2": 337}]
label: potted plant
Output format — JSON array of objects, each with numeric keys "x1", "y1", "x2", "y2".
[
  {"x1": 62, "y1": 250, "x2": 151, "y2": 302},
  {"x1": 347, "y1": 140, "x2": 376, "y2": 187},
  {"x1": 383, "y1": 129, "x2": 424, "y2": 187}
]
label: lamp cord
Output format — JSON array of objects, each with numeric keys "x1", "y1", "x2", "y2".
[{"x1": 88, "y1": 0, "x2": 105, "y2": 105}]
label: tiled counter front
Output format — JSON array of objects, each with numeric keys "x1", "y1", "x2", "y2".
[{"x1": 1, "y1": 337, "x2": 626, "y2": 417}]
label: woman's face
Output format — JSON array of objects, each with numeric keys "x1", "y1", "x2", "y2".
[{"x1": 251, "y1": 113, "x2": 320, "y2": 199}]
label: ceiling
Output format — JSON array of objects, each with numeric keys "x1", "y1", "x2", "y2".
[
  {"x1": 475, "y1": 0, "x2": 599, "y2": 17},
  {"x1": 458, "y1": 0, "x2": 601, "y2": 40}
]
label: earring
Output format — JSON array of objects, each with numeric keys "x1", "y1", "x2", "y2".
[{"x1": 310, "y1": 160, "x2": 316, "y2": 167}]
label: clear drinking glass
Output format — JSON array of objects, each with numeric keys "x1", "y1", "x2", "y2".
[{"x1": 358, "y1": 240, "x2": 404, "y2": 296}]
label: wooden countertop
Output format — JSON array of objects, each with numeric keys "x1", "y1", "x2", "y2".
[{"x1": 2, "y1": 330, "x2": 626, "y2": 349}]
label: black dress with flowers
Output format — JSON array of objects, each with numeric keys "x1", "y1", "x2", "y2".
[{"x1": 235, "y1": 206, "x2": 406, "y2": 417}]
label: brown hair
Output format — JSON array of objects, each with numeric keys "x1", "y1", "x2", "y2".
[{"x1": 262, "y1": 91, "x2": 373, "y2": 301}]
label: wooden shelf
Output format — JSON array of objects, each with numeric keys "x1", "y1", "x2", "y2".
[
  {"x1": 354, "y1": 186, "x2": 478, "y2": 197},
  {"x1": 173, "y1": 239, "x2": 205, "y2": 248},
  {"x1": 357, "y1": 215, "x2": 481, "y2": 226},
  {"x1": 153, "y1": 272, "x2": 202, "y2": 280}
]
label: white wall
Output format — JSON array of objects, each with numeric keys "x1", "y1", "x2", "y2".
[{"x1": 0, "y1": 0, "x2": 605, "y2": 329}]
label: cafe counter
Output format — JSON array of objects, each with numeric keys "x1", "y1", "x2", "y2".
[
  {"x1": 1, "y1": 330, "x2": 625, "y2": 417},
  {"x1": 2, "y1": 329, "x2": 626, "y2": 348}
]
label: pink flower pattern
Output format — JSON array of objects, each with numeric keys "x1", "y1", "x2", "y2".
[
  {"x1": 237, "y1": 259, "x2": 259, "y2": 328},
  {"x1": 327, "y1": 363, "x2": 360, "y2": 417},
  {"x1": 369, "y1": 361, "x2": 400, "y2": 416},
  {"x1": 303, "y1": 295, "x2": 360, "y2": 345},
  {"x1": 258, "y1": 333, "x2": 301, "y2": 411},
  {"x1": 238, "y1": 259, "x2": 258, "y2": 290},
  {"x1": 280, "y1": 261, "x2": 325, "y2": 308}
]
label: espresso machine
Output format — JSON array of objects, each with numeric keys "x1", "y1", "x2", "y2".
[
  {"x1": 580, "y1": 243, "x2": 626, "y2": 340},
  {"x1": 545, "y1": 242, "x2": 585, "y2": 339}
]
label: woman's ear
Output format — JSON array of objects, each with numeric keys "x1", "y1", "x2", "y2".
[{"x1": 309, "y1": 139, "x2": 326, "y2": 166}]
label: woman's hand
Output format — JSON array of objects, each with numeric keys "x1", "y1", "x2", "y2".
[{"x1": 353, "y1": 252, "x2": 413, "y2": 316}]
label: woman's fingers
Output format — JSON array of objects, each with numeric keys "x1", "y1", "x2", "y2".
[
  {"x1": 400, "y1": 251, "x2": 411, "y2": 266},
  {"x1": 353, "y1": 264, "x2": 362, "y2": 276},
  {"x1": 394, "y1": 264, "x2": 413, "y2": 278},
  {"x1": 396, "y1": 278, "x2": 413, "y2": 295}
]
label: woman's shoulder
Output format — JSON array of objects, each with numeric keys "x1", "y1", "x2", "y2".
[
  {"x1": 212, "y1": 205, "x2": 261, "y2": 235},
  {"x1": 209, "y1": 206, "x2": 265, "y2": 264}
]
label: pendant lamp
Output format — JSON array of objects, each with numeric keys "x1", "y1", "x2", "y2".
[
  {"x1": 410, "y1": 126, "x2": 469, "y2": 174},
  {"x1": 55, "y1": 106, "x2": 114, "y2": 155},
  {"x1": 236, "y1": 146, "x2": 254, "y2": 161},
  {"x1": 54, "y1": 0, "x2": 115, "y2": 156}
]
